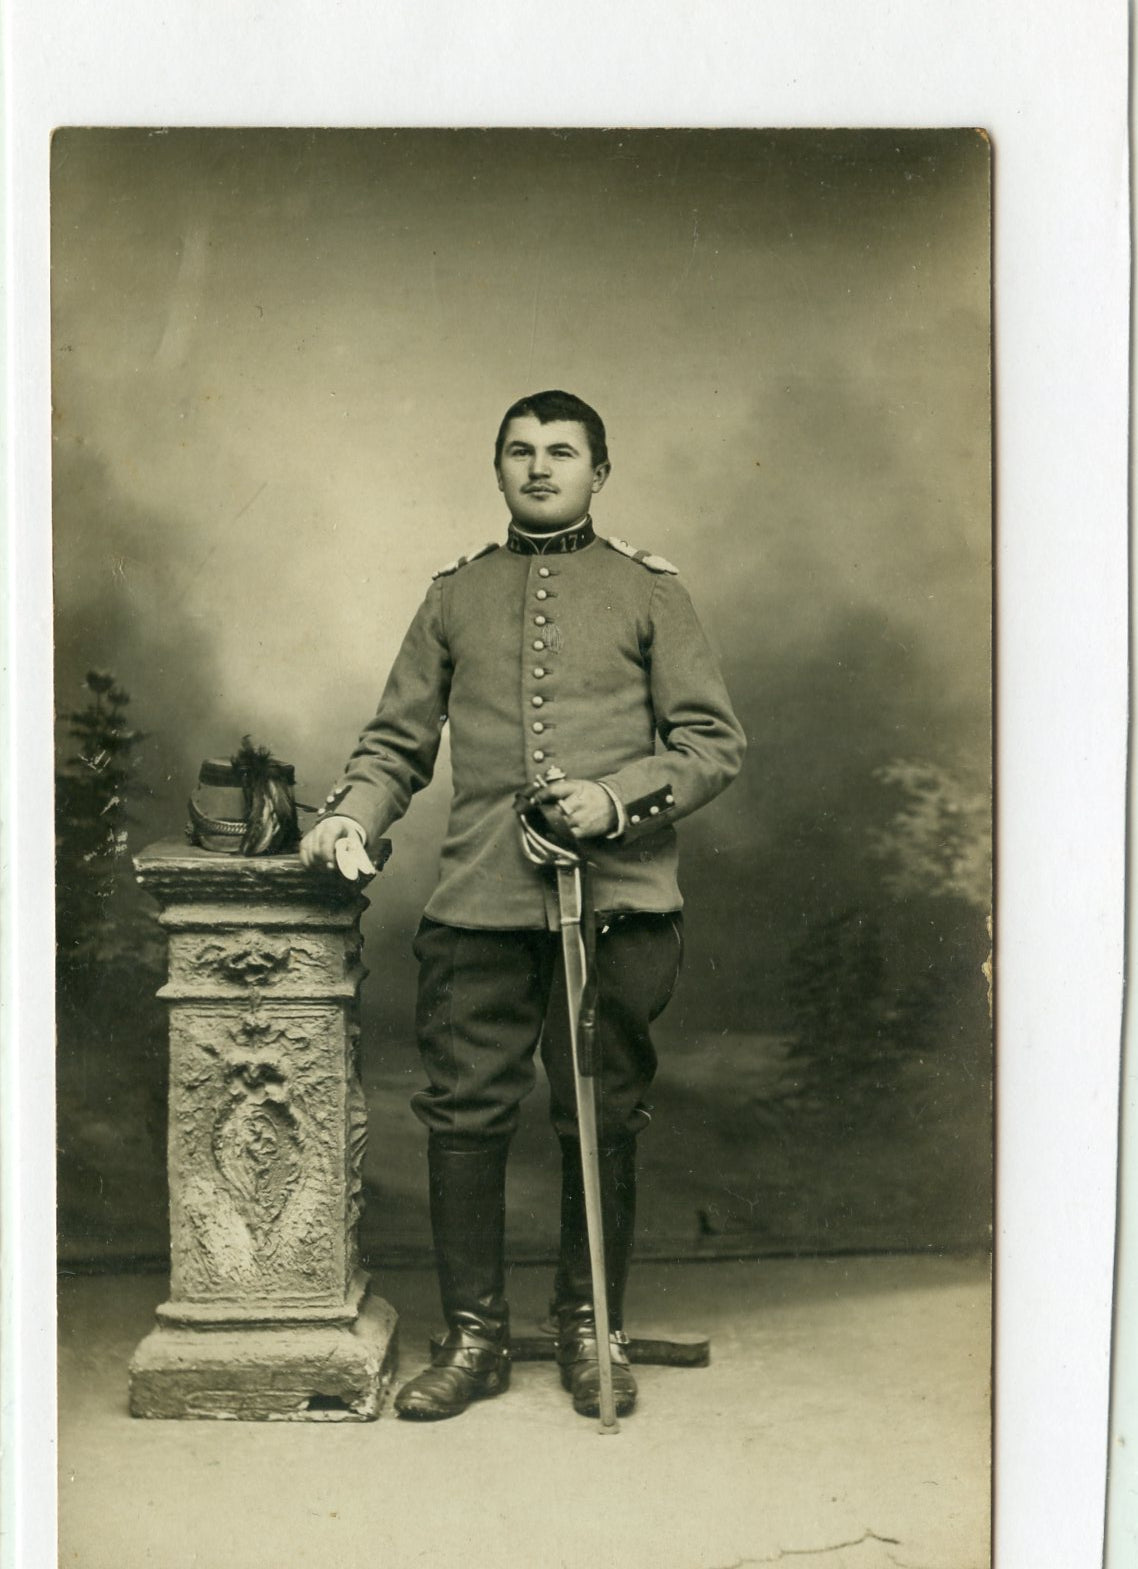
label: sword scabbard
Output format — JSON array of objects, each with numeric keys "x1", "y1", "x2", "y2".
[
  {"x1": 520, "y1": 811, "x2": 619, "y2": 1431},
  {"x1": 577, "y1": 1003, "x2": 598, "y2": 1077}
]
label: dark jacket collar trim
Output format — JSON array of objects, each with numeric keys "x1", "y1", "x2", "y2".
[{"x1": 506, "y1": 516, "x2": 595, "y2": 556}]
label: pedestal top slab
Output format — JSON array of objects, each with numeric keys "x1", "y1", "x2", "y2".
[{"x1": 135, "y1": 839, "x2": 392, "y2": 906}]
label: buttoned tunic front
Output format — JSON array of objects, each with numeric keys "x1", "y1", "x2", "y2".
[{"x1": 325, "y1": 522, "x2": 745, "y2": 930}]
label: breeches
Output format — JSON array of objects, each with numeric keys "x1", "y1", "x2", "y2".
[{"x1": 410, "y1": 913, "x2": 684, "y2": 1140}]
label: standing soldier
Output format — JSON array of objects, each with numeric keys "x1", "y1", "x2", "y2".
[{"x1": 300, "y1": 390, "x2": 745, "y2": 1420}]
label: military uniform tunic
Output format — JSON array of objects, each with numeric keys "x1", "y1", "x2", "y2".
[{"x1": 324, "y1": 519, "x2": 746, "y2": 931}]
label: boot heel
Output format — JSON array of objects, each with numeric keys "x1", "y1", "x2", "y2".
[{"x1": 480, "y1": 1352, "x2": 511, "y2": 1399}]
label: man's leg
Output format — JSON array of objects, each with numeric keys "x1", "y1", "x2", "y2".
[
  {"x1": 541, "y1": 912, "x2": 684, "y2": 1416},
  {"x1": 395, "y1": 919, "x2": 557, "y2": 1420}
]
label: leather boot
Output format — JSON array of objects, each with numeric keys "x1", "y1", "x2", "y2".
[
  {"x1": 395, "y1": 1134, "x2": 512, "y2": 1420},
  {"x1": 552, "y1": 1133, "x2": 639, "y2": 1417}
]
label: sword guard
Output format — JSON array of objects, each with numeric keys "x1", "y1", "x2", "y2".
[{"x1": 514, "y1": 788, "x2": 584, "y2": 866}]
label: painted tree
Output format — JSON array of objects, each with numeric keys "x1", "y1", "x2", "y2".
[
  {"x1": 868, "y1": 759, "x2": 990, "y2": 912},
  {"x1": 55, "y1": 670, "x2": 151, "y2": 982},
  {"x1": 783, "y1": 757, "x2": 990, "y2": 1111},
  {"x1": 56, "y1": 670, "x2": 170, "y2": 1260}
]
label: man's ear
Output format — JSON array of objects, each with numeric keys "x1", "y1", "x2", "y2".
[
  {"x1": 591, "y1": 462, "x2": 612, "y2": 494},
  {"x1": 495, "y1": 466, "x2": 504, "y2": 492}
]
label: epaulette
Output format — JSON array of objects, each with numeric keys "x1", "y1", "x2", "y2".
[
  {"x1": 604, "y1": 536, "x2": 679, "y2": 575},
  {"x1": 431, "y1": 541, "x2": 500, "y2": 580}
]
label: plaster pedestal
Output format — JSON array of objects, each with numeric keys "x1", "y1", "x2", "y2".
[{"x1": 128, "y1": 840, "x2": 397, "y2": 1421}]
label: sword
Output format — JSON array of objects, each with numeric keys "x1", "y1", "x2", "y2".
[{"x1": 516, "y1": 782, "x2": 621, "y2": 1434}]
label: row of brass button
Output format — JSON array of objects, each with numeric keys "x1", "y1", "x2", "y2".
[{"x1": 531, "y1": 567, "x2": 555, "y2": 761}]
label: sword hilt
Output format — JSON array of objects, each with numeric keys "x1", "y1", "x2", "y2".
[{"x1": 514, "y1": 787, "x2": 584, "y2": 868}]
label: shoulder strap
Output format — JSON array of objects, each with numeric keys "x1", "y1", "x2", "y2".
[
  {"x1": 604, "y1": 536, "x2": 679, "y2": 575},
  {"x1": 431, "y1": 541, "x2": 500, "y2": 580}
]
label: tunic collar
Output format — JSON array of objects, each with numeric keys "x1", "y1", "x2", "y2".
[{"x1": 506, "y1": 515, "x2": 596, "y2": 557}]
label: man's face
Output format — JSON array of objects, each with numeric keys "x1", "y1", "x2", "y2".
[{"x1": 495, "y1": 415, "x2": 610, "y2": 531}]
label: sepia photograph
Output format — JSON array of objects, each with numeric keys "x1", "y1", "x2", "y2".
[{"x1": 48, "y1": 126, "x2": 995, "y2": 1567}]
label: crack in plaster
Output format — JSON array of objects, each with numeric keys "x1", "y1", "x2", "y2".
[{"x1": 707, "y1": 1529, "x2": 905, "y2": 1569}]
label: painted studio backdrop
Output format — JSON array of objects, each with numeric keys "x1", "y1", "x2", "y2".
[{"x1": 53, "y1": 129, "x2": 991, "y2": 1268}]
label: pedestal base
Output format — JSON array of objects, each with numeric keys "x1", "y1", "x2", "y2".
[{"x1": 129, "y1": 1289, "x2": 398, "y2": 1421}]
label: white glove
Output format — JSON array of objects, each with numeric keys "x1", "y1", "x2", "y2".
[{"x1": 300, "y1": 814, "x2": 377, "y2": 881}]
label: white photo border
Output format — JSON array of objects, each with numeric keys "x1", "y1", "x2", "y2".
[{"x1": 3, "y1": 4, "x2": 1128, "y2": 1566}]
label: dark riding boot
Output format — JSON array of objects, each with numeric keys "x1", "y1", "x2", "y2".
[
  {"x1": 552, "y1": 1133, "x2": 639, "y2": 1418},
  {"x1": 395, "y1": 1134, "x2": 512, "y2": 1420}
]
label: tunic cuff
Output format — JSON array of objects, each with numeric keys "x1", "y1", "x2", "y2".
[{"x1": 596, "y1": 781, "x2": 628, "y2": 839}]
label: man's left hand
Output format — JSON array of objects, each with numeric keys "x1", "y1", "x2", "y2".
[{"x1": 536, "y1": 778, "x2": 617, "y2": 839}]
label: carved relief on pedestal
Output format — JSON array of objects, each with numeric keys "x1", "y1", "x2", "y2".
[
  {"x1": 212, "y1": 1057, "x2": 304, "y2": 1247},
  {"x1": 170, "y1": 931, "x2": 341, "y2": 993},
  {"x1": 169, "y1": 1006, "x2": 350, "y2": 1305},
  {"x1": 345, "y1": 1020, "x2": 368, "y2": 1279}
]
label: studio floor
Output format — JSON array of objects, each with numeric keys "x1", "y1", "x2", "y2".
[{"x1": 57, "y1": 1253, "x2": 990, "y2": 1569}]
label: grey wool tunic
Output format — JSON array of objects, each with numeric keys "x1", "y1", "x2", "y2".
[{"x1": 321, "y1": 525, "x2": 746, "y2": 931}]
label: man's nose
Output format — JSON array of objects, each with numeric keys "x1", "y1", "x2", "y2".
[{"x1": 528, "y1": 451, "x2": 552, "y2": 477}]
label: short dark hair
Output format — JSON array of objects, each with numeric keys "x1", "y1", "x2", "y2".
[{"x1": 493, "y1": 390, "x2": 609, "y2": 469}]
